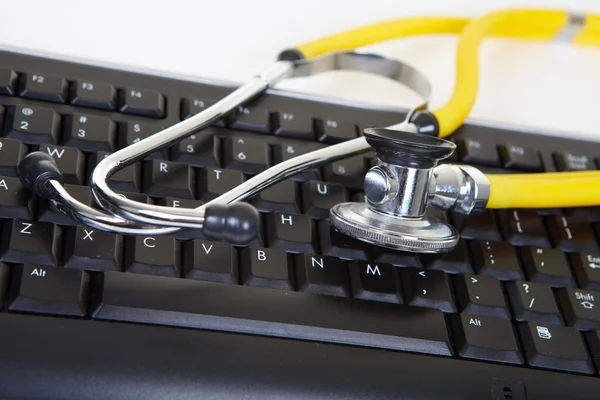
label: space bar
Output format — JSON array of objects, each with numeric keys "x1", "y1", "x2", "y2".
[{"x1": 92, "y1": 272, "x2": 453, "y2": 356}]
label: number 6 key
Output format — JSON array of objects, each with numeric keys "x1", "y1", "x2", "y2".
[{"x1": 223, "y1": 136, "x2": 270, "y2": 174}]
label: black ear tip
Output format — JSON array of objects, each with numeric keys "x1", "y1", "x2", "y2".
[
  {"x1": 18, "y1": 151, "x2": 64, "y2": 198},
  {"x1": 202, "y1": 203, "x2": 260, "y2": 245}
]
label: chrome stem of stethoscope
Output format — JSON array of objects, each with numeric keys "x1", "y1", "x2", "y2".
[{"x1": 18, "y1": 50, "x2": 440, "y2": 244}]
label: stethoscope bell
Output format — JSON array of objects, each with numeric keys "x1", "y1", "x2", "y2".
[{"x1": 330, "y1": 125, "x2": 460, "y2": 254}]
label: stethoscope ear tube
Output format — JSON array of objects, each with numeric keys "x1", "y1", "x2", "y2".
[{"x1": 18, "y1": 152, "x2": 65, "y2": 200}]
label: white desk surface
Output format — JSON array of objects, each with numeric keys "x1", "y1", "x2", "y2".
[{"x1": 1, "y1": 0, "x2": 600, "y2": 141}]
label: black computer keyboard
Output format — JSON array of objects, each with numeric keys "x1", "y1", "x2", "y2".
[{"x1": 0, "y1": 48, "x2": 600, "y2": 400}]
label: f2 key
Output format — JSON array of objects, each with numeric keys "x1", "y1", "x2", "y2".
[{"x1": 19, "y1": 73, "x2": 68, "y2": 103}]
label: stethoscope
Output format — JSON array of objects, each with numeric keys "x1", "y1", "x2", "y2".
[{"x1": 16, "y1": 8, "x2": 600, "y2": 254}]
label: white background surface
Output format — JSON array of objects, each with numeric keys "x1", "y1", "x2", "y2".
[{"x1": 2, "y1": 0, "x2": 600, "y2": 140}]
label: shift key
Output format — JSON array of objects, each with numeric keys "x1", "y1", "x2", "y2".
[
  {"x1": 557, "y1": 288, "x2": 600, "y2": 330},
  {"x1": 93, "y1": 271, "x2": 453, "y2": 356}
]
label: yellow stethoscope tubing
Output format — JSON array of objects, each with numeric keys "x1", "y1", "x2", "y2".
[
  {"x1": 293, "y1": 9, "x2": 600, "y2": 210},
  {"x1": 436, "y1": 9, "x2": 600, "y2": 209}
]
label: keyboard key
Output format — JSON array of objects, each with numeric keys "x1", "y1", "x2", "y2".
[
  {"x1": 63, "y1": 225, "x2": 123, "y2": 271},
  {"x1": 470, "y1": 240, "x2": 524, "y2": 281},
  {"x1": 302, "y1": 180, "x2": 348, "y2": 219},
  {"x1": 274, "y1": 142, "x2": 322, "y2": 181},
  {"x1": 180, "y1": 97, "x2": 217, "y2": 120},
  {"x1": 548, "y1": 216, "x2": 599, "y2": 253},
  {"x1": 315, "y1": 118, "x2": 357, "y2": 143},
  {"x1": 555, "y1": 152, "x2": 593, "y2": 171},
  {"x1": 272, "y1": 112, "x2": 314, "y2": 140},
  {"x1": 4, "y1": 105, "x2": 61, "y2": 144},
  {"x1": 158, "y1": 197, "x2": 203, "y2": 209},
  {"x1": 454, "y1": 274, "x2": 510, "y2": 318},
  {"x1": 499, "y1": 209, "x2": 550, "y2": 247},
  {"x1": 0, "y1": 220, "x2": 61, "y2": 266},
  {"x1": 323, "y1": 155, "x2": 367, "y2": 190},
  {"x1": 8, "y1": 264, "x2": 90, "y2": 317},
  {"x1": 0, "y1": 68, "x2": 17, "y2": 95},
  {"x1": 401, "y1": 268, "x2": 456, "y2": 313},
  {"x1": 451, "y1": 314, "x2": 523, "y2": 365},
  {"x1": 0, "y1": 138, "x2": 27, "y2": 177},
  {"x1": 118, "y1": 122, "x2": 167, "y2": 159},
  {"x1": 369, "y1": 247, "x2": 421, "y2": 268},
  {"x1": 18, "y1": 73, "x2": 68, "y2": 103},
  {"x1": 0, "y1": 263, "x2": 7, "y2": 308},
  {"x1": 295, "y1": 254, "x2": 349, "y2": 297},
  {"x1": 251, "y1": 179, "x2": 300, "y2": 213},
  {"x1": 557, "y1": 288, "x2": 600, "y2": 330},
  {"x1": 39, "y1": 144, "x2": 85, "y2": 185},
  {"x1": 351, "y1": 191, "x2": 365, "y2": 203},
  {"x1": 240, "y1": 247, "x2": 293, "y2": 290},
  {"x1": 143, "y1": 160, "x2": 195, "y2": 199},
  {"x1": 183, "y1": 240, "x2": 238, "y2": 284},
  {"x1": 88, "y1": 151, "x2": 141, "y2": 193},
  {"x1": 421, "y1": 239, "x2": 473, "y2": 274},
  {"x1": 266, "y1": 212, "x2": 317, "y2": 253},
  {"x1": 38, "y1": 185, "x2": 92, "y2": 226},
  {"x1": 170, "y1": 130, "x2": 220, "y2": 167},
  {"x1": 93, "y1": 271, "x2": 453, "y2": 355},
  {"x1": 223, "y1": 136, "x2": 270, "y2": 174},
  {"x1": 124, "y1": 235, "x2": 181, "y2": 277},
  {"x1": 571, "y1": 253, "x2": 600, "y2": 291},
  {"x1": 231, "y1": 105, "x2": 270, "y2": 132},
  {"x1": 156, "y1": 197, "x2": 205, "y2": 240},
  {"x1": 498, "y1": 144, "x2": 543, "y2": 171},
  {"x1": 584, "y1": 330, "x2": 600, "y2": 372},
  {"x1": 520, "y1": 246, "x2": 575, "y2": 287},
  {"x1": 518, "y1": 322, "x2": 593, "y2": 374},
  {"x1": 119, "y1": 88, "x2": 165, "y2": 118},
  {"x1": 568, "y1": 206, "x2": 600, "y2": 222},
  {"x1": 0, "y1": 177, "x2": 35, "y2": 220},
  {"x1": 450, "y1": 210, "x2": 502, "y2": 241},
  {"x1": 318, "y1": 219, "x2": 369, "y2": 261},
  {"x1": 196, "y1": 167, "x2": 245, "y2": 202},
  {"x1": 63, "y1": 114, "x2": 116, "y2": 152},
  {"x1": 456, "y1": 138, "x2": 500, "y2": 166},
  {"x1": 69, "y1": 80, "x2": 117, "y2": 110},
  {"x1": 348, "y1": 260, "x2": 402, "y2": 304},
  {"x1": 116, "y1": 191, "x2": 152, "y2": 204},
  {"x1": 506, "y1": 281, "x2": 563, "y2": 325}
]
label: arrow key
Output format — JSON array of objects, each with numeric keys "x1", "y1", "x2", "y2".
[
  {"x1": 401, "y1": 268, "x2": 456, "y2": 313},
  {"x1": 557, "y1": 288, "x2": 600, "y2": 330},
  {"x1": 570, "y1": 253, "x2": 600, "y2": 291}
]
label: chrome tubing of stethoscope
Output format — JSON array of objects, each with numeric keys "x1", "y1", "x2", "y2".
[
  {"x1": 88, "y1": 51, "x2": 432, "y2": 230},
  {"x1": 89, "y1": 61, "x2": 295, "y2": 228},
  {"x1": 20, "y1": 50, "x2": 432, "y2": 239}
]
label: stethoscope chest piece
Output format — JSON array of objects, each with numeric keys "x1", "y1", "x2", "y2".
[{"x1": 329, "y1": 125, "x2": 459, "y2": 253}]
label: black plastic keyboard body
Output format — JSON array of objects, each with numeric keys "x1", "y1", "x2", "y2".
[{"x1": 1, "y1": 48, "x2": 600, "y2": 400}]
